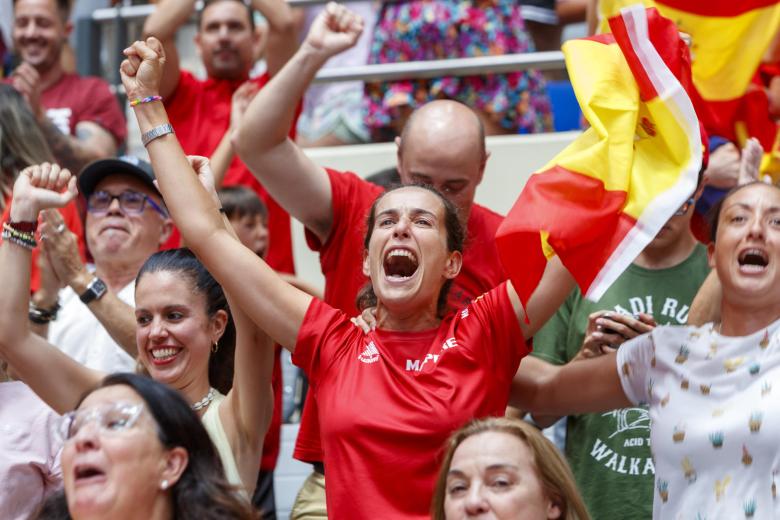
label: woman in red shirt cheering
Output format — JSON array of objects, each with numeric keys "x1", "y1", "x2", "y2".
[{"x1": 122, "y1": 32, "x2": 577, "y2": 519}]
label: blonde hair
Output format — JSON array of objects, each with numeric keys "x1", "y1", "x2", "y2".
[
  {"x1": 0, "y1": 85, "x2": 54, "y2": 209},
  {"x1": 432, "y1": 417, "x2": 591, "y2": 520}
]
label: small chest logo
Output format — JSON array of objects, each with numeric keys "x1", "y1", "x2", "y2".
[{"x1": 358, "y1": 342, "x2": 380, "y2": 364}]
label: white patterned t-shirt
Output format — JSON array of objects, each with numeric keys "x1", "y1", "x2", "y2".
[{"x1": 617, "y1": 320, "x2": 780, "y2": 520}]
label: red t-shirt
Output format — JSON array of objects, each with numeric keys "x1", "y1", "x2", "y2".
[
  {"x1": 292, "y1": 284, "x2": 527, "y2": 518},
  {"x1": 1, "y1": 198, "x2": 86, "y2": 293},
  {"x1": 164, "y1": 70, "x2": 296, "y2": 274},
  {"x1": 40, "y1": 73, "x2": 127, "y2": 146},
  {"x1": 294, "y1": 168, "x2": 507, "y2": 463}
]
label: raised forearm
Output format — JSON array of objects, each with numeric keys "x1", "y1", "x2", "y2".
[
  {"x1": 133, "y1": 103, "x2": 225, "y2": 241},
  {"x1": 252, "y1": 0, "x2": 297, "y2": 75},
  {"x1": 210, "y1": 130, "x2": 235, "y2": 188},
  {"x1": 0, "y1": 244, "x2": 35, "y2": 348},
  {"x1": 234, "y1": 46, "x2": 326, "y2": 153},
  {"x1": 143, "y1": 0, "x2": 197, "y2": 40}
]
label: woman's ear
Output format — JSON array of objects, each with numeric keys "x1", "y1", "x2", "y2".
[
  {"x1": 211, "y1": 309, "x2": 229, "y2": 343},
  {"x1": 159, "y1": 446, "x2": 188, "y2": 490},
  {"x1": 362, "y1": 249, "x2": 370, "y2": 277},
  {"x1": 444, "y1": 251, "x2": 463, "y2": 280},
  {"x1": 546, "y1": 497, "x2": 562, "y2": 519}
]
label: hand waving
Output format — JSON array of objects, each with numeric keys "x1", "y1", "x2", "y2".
[
  {"x1": 304, "y1": 2, "x2": 364, "y2": 60},
  {"x1": 10, "y1": 163, "x2": 78, "y2": 222},
  {"x1": 120, "y1": 37, "x2": 167, "y2": 100}
]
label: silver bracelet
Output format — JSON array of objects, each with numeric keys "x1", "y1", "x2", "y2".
[{"x1": 141, "y1": 123, "x2": 175, "y2": 147}]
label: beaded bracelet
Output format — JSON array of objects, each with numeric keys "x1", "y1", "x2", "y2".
[
  {"x1": 2, "y1": 230, "x2": 37, "y2": 250},
  {"x1": 3, "y1": 222, "x2": 37, "y2": 245},
  {"x1": 130, "y1": 95, "x2": 163, "y2": 107}
]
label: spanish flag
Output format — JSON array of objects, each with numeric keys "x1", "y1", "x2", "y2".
[
  {"x1": 496, "y1": 6, "x2": 702, "y2": 304},
  {"x1": 598, "y1": 0, "x2": 780, "y2": 180}
]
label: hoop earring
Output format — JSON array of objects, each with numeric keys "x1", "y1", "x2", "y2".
[{"x1": 211, "y1": 341, "x2": 219, "y2": 354}]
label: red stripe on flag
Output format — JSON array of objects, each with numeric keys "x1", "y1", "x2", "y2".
[
  {"x1": 496, "y1": 167, "x2": 634, "y2": 306},
  {"x1": 609, "y1": 8, "x2": 692, "y2": 102},
  {"x1": 655, "y1": 0, "x2": 779, "y2": 17}
]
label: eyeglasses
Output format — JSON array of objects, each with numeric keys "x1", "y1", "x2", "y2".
[
  {"x1": 59, "y1": 402, "x2": 145, "y2": 441},
  {"x1": 673, "y1": 197, "x2": 695, "y2": 216},
  {"x1": 87, "y1": 190, "x2": 167, "y2": 217}
]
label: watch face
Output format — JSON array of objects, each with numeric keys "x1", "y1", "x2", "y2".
[
  {"x1": 81, "y1": 277, "x2": 108, "y2": 303},
  {"x1": 92, "y1": 278, "x2": 108, "y2": 297}
]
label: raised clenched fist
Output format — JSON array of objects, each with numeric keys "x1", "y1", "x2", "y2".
[{"x1": 303, "y1": 2, "x2": 364, "y2": 60}]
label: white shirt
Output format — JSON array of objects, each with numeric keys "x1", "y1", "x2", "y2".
[
  {"x1": 0, "y1": 381, "x2": 62, "y2": 520},
  {"x1": 617, "y1": 320, "x2": 780, "y2": 519},
  {"x1": 48, "y1": 281, "x2": 136, "y2": 373}
]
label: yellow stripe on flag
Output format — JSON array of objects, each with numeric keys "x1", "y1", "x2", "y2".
[
  {"x1": 534, "y1": 39, "x2": 638, "y2": 193},
  {"x1": 660, "y1": 3, "x2": 780, "y2": 101},
  {"x1": 598, "y1": 1, "x2": 780, "y2": 101}
]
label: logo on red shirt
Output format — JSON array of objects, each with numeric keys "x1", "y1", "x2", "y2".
[{"x1": 358, "y1": 342, "x2": 380, "y2": 364}]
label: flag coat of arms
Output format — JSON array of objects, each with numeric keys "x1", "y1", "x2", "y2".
[{"x1": 496, "y1": 6, "x2": 702, "y2": 305}]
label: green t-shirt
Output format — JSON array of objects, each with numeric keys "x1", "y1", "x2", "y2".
[{"x1": 532, "y1": 244, "x2": 709, "y2": 520}]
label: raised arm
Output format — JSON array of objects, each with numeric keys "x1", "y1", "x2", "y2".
[
  {"x1": 251, "y1": 0, "x2": 298, "y2": 77},
  {"x1": 507, "y1": 255, "x2": 578, "y2": 339},
  {"x1": 35, "y1": 210, "x2": 137, "y2": 356},
  {"x1": 141, "y1": 0, "x2": 192, "y2": 99},
  {"x1": 0, "y1": 164, "x2": 103, "y2": 413},
  {"x1": 232, "y1": 2, "x2": 363, "y2": 243},
  {"x1": 210, "y1": 82, "x2": 261, "y2": 187},
  {"x1": 122, "y1": 37, "x2": 311, "y2": 351},
  {"x1": 187, "y1": 155, "x2": 274, "y2": 492}
]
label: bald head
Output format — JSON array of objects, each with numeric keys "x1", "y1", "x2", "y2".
[
  {"x1": 399, "y1": 100, "x2": 485, "y2": 160},
  {"x1": 395, "y1": 100, "x2": 488, "y2": 223}
]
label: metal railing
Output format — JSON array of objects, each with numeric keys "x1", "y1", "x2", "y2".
[
  {"x1": 313, "y1": 52, "x2": 565, "y2": 84},
  {"x1": 81, "y1": 3, "x2": 565, "y2": 90},
  {"x1": 91, "y1": 0, "x2": 373, "y2": 22}
]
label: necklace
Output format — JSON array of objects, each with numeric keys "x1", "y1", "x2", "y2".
[{"x1": 191, "y1": 387, "x2": 216, "y2": 411}]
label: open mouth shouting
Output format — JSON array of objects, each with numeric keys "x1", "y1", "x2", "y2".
[
  {"x1": 738, "y1": 248, "x2": 769, "y2": 274},
  {"x1": 383, "y1": 248, "x2": 419, "y2": 282},
  {"x1": 74, "y1": 463, "x2": 107, "y2": 487}
]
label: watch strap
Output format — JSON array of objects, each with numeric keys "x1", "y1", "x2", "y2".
[{"x1": 141, "y1": 123, "x2": 175, "y2": 147}]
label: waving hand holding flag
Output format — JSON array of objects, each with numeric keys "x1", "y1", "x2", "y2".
[{"x1": 496, "y1": 5, "x2": 703, "y2": 306}]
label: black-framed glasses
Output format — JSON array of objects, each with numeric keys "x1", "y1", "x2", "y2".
[
  {"x1": 673, "y1": 197, "x2": 695, "y2": 216},
  {"x1": 87, "y1": 190, "x2": 167, "y2": 217}
]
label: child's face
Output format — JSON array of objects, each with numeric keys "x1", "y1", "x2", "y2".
[{"x1": 230, "y1": 213, "x2": 269, "y2": 258}]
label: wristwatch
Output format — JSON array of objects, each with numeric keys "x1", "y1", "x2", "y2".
[{"x1": 79, "y1": 277, "x2": 108, "y2": 304}]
